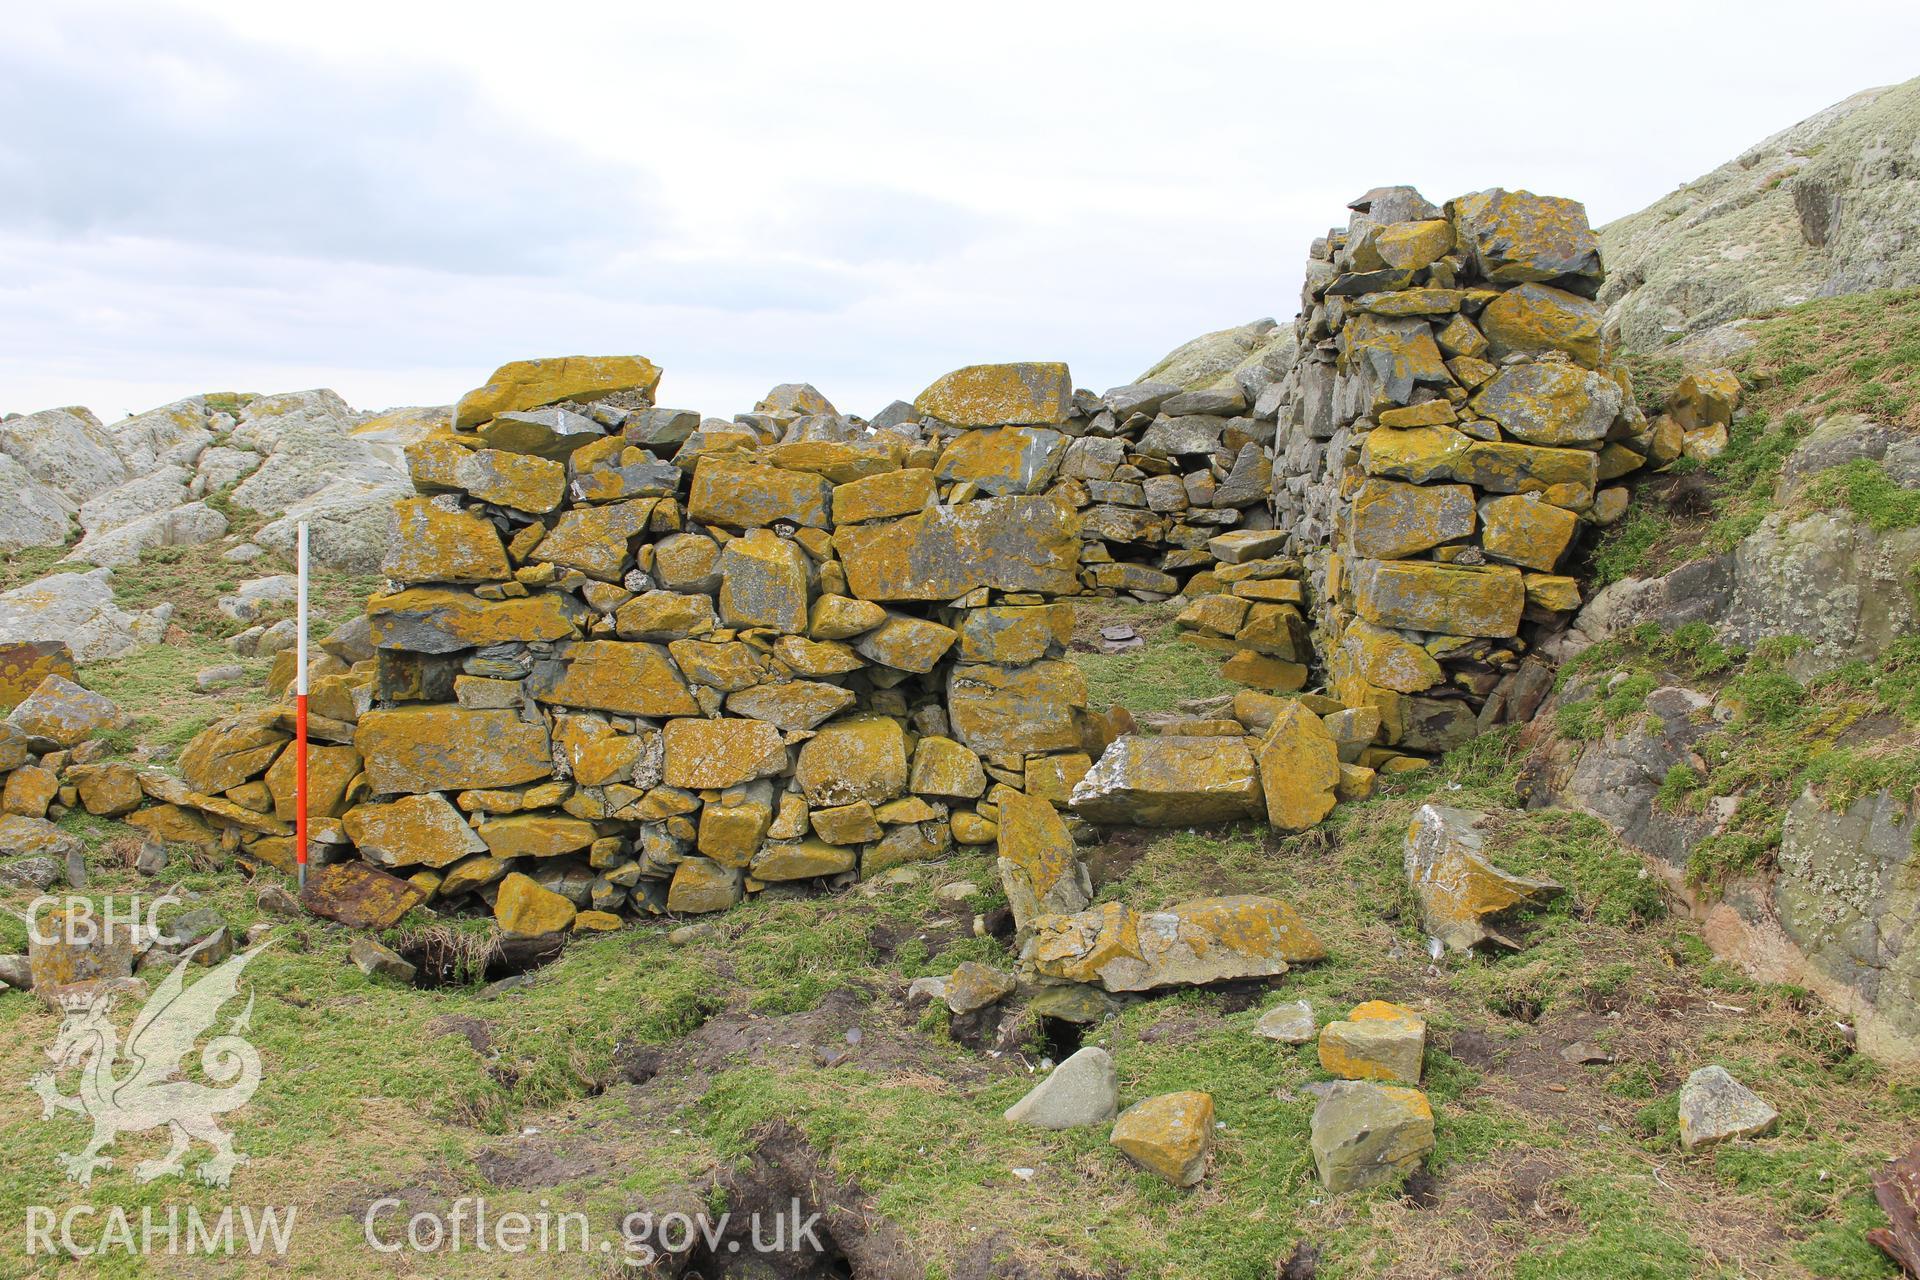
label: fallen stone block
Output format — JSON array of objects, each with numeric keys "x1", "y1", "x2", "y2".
[
  {"x1": 1110, "y1": 1091, "x2": 1213, "y2": 1186},
  {"x1": 1403, "y1": 804, "x2": 1563, "y2": 951},
  {"x1": 1311, "y1": 1081, "x2": 1434, "y2": 1192}
]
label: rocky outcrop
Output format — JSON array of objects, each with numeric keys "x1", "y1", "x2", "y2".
[
  {"x1": 1524, "y1": 413, "x2": 1920, "y2": 1060},
  {"x1": 0, "y1": 570, "x2": 171, "y2": 662},
  {"x1": 1558, "y1": 414, "x2": 1920, "y2": 678},
  {"x1": 1600, "y1": 76, "x2": 1920, "y2": 353},
  {"x1": 1134, "y1": 317, "x2": 1295, "y2": 400}
]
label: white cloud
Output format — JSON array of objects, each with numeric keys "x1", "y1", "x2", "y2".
[{"x1": 4, "y1": 0, "x2": 1919, "y2": 420}]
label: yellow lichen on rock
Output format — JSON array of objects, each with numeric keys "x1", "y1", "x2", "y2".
[
  {"x1": 382, "y1": 498, "x2": 511, "y2": 583},
  {"x1": 1478, "y1": 494, "x2": 1579, "y2": 571},
  {"x1": 355, "y1": 706, "x2": 552, "y2": 794},
  {"x1": 528, "y1": 640, "x2": 698, "y2": 717},
  {"x1": 662, "y1": 717, "x2": 785, "y2": 790},
  {"x1": 1318, "y1": 1000, "x2": 1427, "y2": 1084},
  {"x1": 794, "y1": 716, "x2": 907, "y2": 806},
  {"x1": 1110, "y1": 1091, "x2": 1215, "y2": 1186},
  {"x1": 913, "y1": 362, "x2": 1073, "y2": 427},
  {"x1": 1352, "y1": 560, "x2": 1525, "y2": 637},
  {"x1": 1477, "y1": 282, "x2": 1604, "y2": 366},
  {"x1": 1258, "y1": 702, "x2": 1340, "y2": 831},
  {"x1": 494, "y1": 871, "x2": 578, "y2": 936},
  {"x1": 995, "y1": 789, "x2": 1091, "y2": 932},
  {"x1": 455, "y1": 355, "x2": 661, "y2": 431},
  {"x1": 1373, "y1": 219, "x2": 1455, "y2": 270},
  {"x1": 1404, "y1": 803, "x2": 1564, "y2": 951}
]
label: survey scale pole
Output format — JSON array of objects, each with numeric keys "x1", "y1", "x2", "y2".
[{"x1": 295, "y1": 521, "x2": 310, "y2": 893}]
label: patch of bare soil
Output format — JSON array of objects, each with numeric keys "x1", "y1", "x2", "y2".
[{"x1": 472, "y1": 1138, "x2": 615, "y2": 1189}]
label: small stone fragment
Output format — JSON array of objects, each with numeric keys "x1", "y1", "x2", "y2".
[{"x1": 1678, "y1": 1066, "x2": 1778, "y2": 1150}]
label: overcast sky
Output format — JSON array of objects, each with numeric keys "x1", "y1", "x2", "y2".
[{"x1": 3, "y1": 2, "x2": 1916, "y2": 422}]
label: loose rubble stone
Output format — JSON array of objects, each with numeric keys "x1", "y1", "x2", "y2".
[
  {"x1": 996, "y1": 790, "x2": 1092, "y2": 934},
  {"x1": 1255, "y1": 1000, "x2": 1317, "y2": 1044},
  {"x1": 349, "y1": 937, "x2": 417, "y2": 983},
  {"x1": 943, "y1": 961, "x2": 1016, "y2": 1014},
  {"x1": 1032, "y1": 896, "x2": 1323, "y2": 992},
  {"x1": 1311, "y1": 1081, "x2": 1435, "y2": 1192},
  {"x1": 7, "y1": 675, "x2": 124, "y2": 748},
  {"x1": 1258, "y1": 702, "x2": 1340, "y2": 832},
  {"x1": 1678, "y1": 1066, "x2": 1779, "y2": 1150},
  {"x1": 1403, "y1": 804, "x2": 1564, "y2": 951},
  {"x1": 1319, "y1": 1001, "x2": 1426, "y2": 1084},
  {"x1": 1109, "y1": 1091, "x2": 1214, "y2": 1186},
  {"x1": 1005, "y1": 1045, "x2": 1119, "y2": 1130}
]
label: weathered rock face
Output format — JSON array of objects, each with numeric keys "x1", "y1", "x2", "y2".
[
  {"x1": 1264, "y1": 185, "x2": 1653, "y2": 760},
  {"x1": 1568, "y1": 415, "x2": 1920, "y2": 680},
  {"x1": 1600, "y1": 76, "x2": 1920, "y2": 354},
  {"x1": 0, "y1": 569, "x2": 171, "y2": 662}
]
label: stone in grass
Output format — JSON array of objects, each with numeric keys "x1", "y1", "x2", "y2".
[
  {"x1": 1311, "y1": 1081, "x2": 1434, "y2": 1192},
  {"x1": 1318, "y1": 1000, "x2": 1425, "y2": 1084},
  {"x1": 1678, "y1": 1066, "x2": 1778, "y2": 1150},
  {"x1": 349, "y1": 936, "x2": 417, "y2": 984},
  {"x1": 1004, "y1": 1045, "x2": 1118, "y2": 1130},
  {"x1": 1255, "y1": 999, "x2": 1317, "y2": 1045},
  {"x1": 943, "y1": 961, "x2": 1016, "y2": 1014},
  {"x1": 1110, "y1": 1090, "x2": 1214, "y2": 1187}
]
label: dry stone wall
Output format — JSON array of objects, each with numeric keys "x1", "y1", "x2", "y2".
[
  {"x1": 167, "y1": 356, "x2": 1191, "y2": 936},
  {"x1": 1260, "y1": 186, "x2": 1659, "y2": 752}
]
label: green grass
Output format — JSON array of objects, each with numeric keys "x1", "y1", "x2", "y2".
[
  {"x1": 5, "y1": 521, "x2": 1916, "y2": 1276},
  {"x1": 1798, "y1": 457, "x2": 1920, "y2": 532},
  {"x1": 1072, "y1": 599, "x2": 1240, "y2": 712},
  {"x1": 1511, "y1": 1170, "x2": 1702, "y2": 1279}
]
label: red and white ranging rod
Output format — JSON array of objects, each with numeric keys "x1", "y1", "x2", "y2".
[{"x1": 295, "y1": 521, "x2": 309, "y2": 892}]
